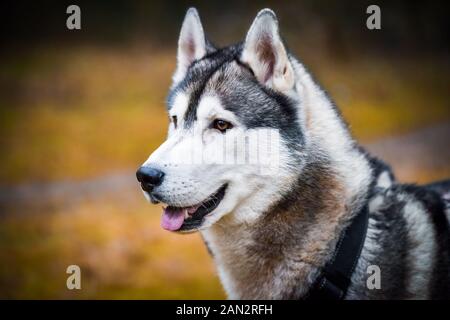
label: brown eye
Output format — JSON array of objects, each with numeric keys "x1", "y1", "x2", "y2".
[
  {"x1": 212, "y1": 119, "x2": 233, "y2": 133},
  {"x1": 171, "y1": 116, "x2": 177, "y2": 128}
]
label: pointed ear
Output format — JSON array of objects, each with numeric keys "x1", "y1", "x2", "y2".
[
  {"x1": 172, "y1": 8, "x2": 207, "y2": 84},
  {"x1": 241, "y1": 9, "x2": 295, "y2": 92}
]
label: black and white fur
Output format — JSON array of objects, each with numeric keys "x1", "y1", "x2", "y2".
[{"x1": 139, "y1": 8, "x2": 450, "y2": 299}]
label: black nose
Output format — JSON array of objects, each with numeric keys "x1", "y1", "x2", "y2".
[{"x1": 136, "y1": 166, "x2": 165, "y2": 192}]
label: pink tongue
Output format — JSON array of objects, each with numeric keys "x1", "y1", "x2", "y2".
[{"x1": 161, "y1": 207, "x2": 185, "y2": 231}]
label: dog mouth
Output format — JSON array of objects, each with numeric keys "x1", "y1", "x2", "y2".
[{"x1": 160, "y1": 184, "x2": 228, "y2": 232}]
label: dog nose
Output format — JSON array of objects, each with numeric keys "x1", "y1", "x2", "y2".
[{"x1": 136, "y1": 166, "x2": 165, "y2": 192}]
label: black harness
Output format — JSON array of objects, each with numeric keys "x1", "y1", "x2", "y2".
[{"x1": 304, "y1": 203, "x2": 369, "y2": 300}]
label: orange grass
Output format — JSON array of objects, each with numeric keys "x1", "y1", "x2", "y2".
[{"x1": 0, "y1": 194, "x2": 225, "y2": 299}]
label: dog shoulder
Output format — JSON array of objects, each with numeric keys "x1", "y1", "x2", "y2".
[{"x1": 359, "y1": 183, "x2": 450, "y2": 299}]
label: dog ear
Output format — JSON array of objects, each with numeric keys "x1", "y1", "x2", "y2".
[
  {"x1": 241, "y1": 9, "x2": 295, "y2": 92},
  {"x1": 172, "y1": 8, "x2": 207, "y2": 84}
]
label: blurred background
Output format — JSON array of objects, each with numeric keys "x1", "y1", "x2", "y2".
[{"x1": 0, "y1": 0, "x2": 449, "y2": 299}]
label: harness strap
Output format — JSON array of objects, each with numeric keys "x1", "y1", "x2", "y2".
[{"x1": 304, "y1": 203, "x2": 369, "y2": 300}]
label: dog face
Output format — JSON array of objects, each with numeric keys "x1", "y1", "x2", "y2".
[{"x1": 137, "y1": 8, "x2": 305, "y2": 232}]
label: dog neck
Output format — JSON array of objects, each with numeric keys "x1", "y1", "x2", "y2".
[{"x1": 201, "y1": 59, "x2": 373, "y2": 299}]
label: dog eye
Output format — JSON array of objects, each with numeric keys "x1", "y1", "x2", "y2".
[
  {"x1": 212, "y1": 119, "x2": 233, "y2": 133},
  {"x1": 171, "y1": 116, "x2": 178, "y2": 129}
]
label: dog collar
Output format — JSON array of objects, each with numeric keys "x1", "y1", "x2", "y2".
[{"x1": 304, "y1": 202, "x2": 369, "y2": 300}]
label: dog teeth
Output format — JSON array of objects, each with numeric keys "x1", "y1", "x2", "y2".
[
  {"x1": 187, "y1": 205, "x2": 199, "y2": 214},
  {"x1": 184, "y1": 209, "x2": 189, "y2": 219}
]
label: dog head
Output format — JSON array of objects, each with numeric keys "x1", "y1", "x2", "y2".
[{"x1": 137, "y1": 8, "x2": 306, "y2": 232}]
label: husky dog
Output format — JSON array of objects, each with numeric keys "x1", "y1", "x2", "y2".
[{"x1": 136, "y1": 8, "x2": 450, "y2": 299}]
